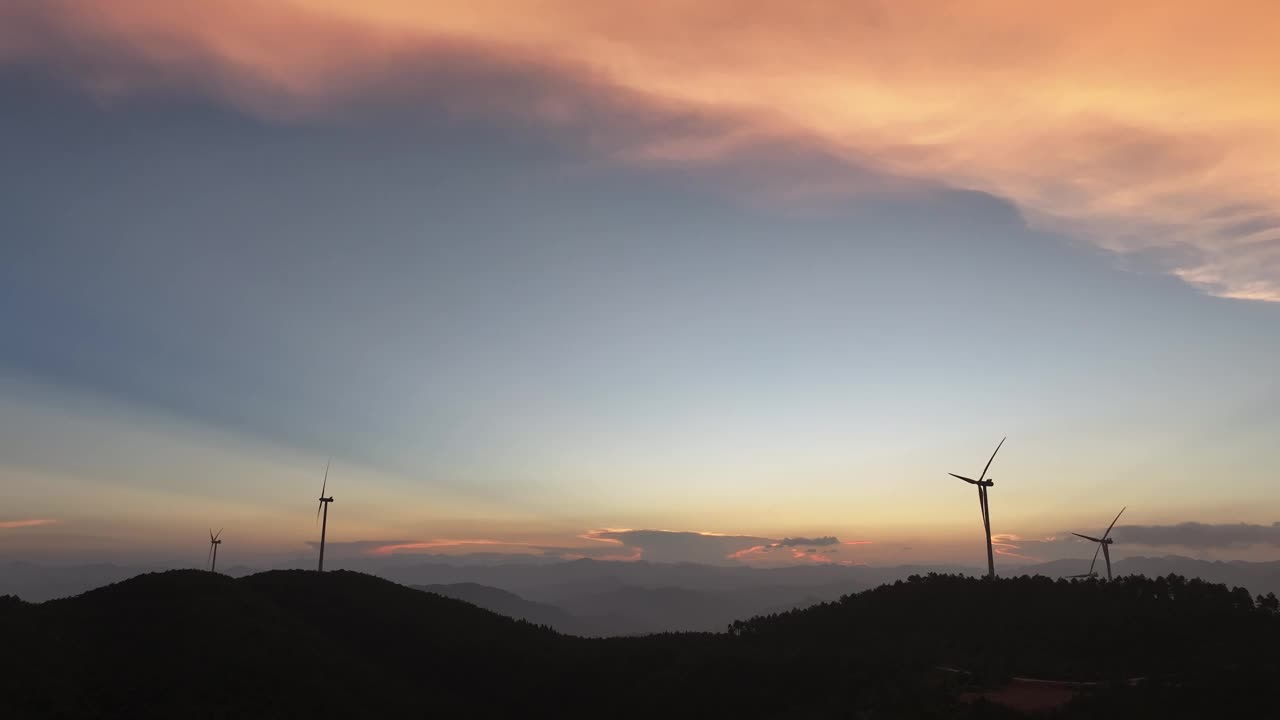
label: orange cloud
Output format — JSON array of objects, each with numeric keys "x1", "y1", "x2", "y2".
[
  {"x1": 991, "y1": 533, "x2": 1039, "y2": 562},
  {"x1": 369, "y1": 539, "x2": 518, "y2": 555},
  {"x1": 6, "y1": 1, "x2": 1278, "y2": 299},
  {"x1": 575, "y1": 529, "x2": 646, "y2": 560},
  {"x1": 726, "y1": 544, "x2": 770, "y2": 561},
  {"x1": 582, "y1": 546, "x2": 645, "y2": 562},
  {"x1": 0, "y1": 519, "x2": 57, "y2": 529},
  {"x1": 789, "y1": 547, "x2": 835, "y2": 564},
  {"x1": 729, "y1": 538, "x2": 871, "y2": 564},
  {"x1": 370, "y1": 535, "x2": 649, "y2": 561},
  {"x1": 578, "y1": 529, "x2": 633, "y2": 545}
]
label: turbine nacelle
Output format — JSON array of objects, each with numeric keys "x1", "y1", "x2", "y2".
[{"x1": 948, "y1": 473, "x2": 994, "y2": 487}]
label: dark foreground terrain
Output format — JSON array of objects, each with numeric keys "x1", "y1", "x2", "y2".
[{"x1": 2, "y1": 571, "x2": 1277, "y2": 718}]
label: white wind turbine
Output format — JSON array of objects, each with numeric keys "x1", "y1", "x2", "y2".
[
  {"x1": 949, "y1": 437, "x2": 1005, "y2": 580},
  {"x1": 1072, "y1": 507, "x2": 1126, "y2": 580},
  {"x1": 316, "y1": 459, "x2": 334, "y2": 572},
  {"x1": 207, "y1": 528, "x2": 223, "y2": 573}
]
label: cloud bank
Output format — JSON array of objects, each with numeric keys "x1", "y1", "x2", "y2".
[
  {"x1": 991, "y1": 522, "x2": 1280, "y2": 563},
  {"x1": 776, "y1": 537, "x2": 840, "y2": 548},
  {"x1": 1114, "y1": 522, "x2": 1280, "y2": 550},
  {"x1": 3, "y1": 1, "x2": 1279, "y2": 300}
]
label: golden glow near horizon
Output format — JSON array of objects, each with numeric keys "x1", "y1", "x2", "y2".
[
  {"x1": 0, "y1": 374, "x2": 1266, "y2": 564},
  {"x1": 4, "y1": 1, "x2": 1278, "y2": 299},
  {"x1": 0, "y1": 375, "x2": 1117, "y2": 565}
]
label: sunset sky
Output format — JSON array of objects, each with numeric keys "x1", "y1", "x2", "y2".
[{"x1": 2, "y1": 1, "x2": 1278, "y2": 570}]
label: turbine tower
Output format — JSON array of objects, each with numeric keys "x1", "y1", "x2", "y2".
[
  {"x1": 207, "y1": 528, "x2": 223, "y2": 573},
  {"x1": 1072, "y1": 507, "x2": 1126, "y2": 580},
  {"x1": 949, "y1": 437, "x2": 1005, "y2": 580},
  {"x1": 316, "y1": 459, "x2": 334, "y2": 572}
]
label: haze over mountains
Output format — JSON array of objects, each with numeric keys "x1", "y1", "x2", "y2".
[{"x1": 7, "y1": 556, "x2": 1280, "y2": 637}]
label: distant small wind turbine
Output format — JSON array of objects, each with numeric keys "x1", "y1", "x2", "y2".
[
  {"x1": 207, "y1": 528, "x2": 223, "y2": 573},
  {"x1": 949, "y1": 437, "x2": 1005, "y2": 580},
  {"x1": 1064, "y1": 571, "x2": 1098, "y2": 580},
  {"x1": 1072, "y1": 507, "x2": 1126, "y2": 580},
  {"x1": 316, "y1": 459, "x2": 334, "y2": 572}
]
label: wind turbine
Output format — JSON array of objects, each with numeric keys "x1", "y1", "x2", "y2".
[
  {"x1": 207, "y1": 528, "x2": 223, "y2": 573},
  {"x1": 316, "y1": 459, "x2": 334, "y2": 572},
  {"x1": 949, "y1": 437, "x2": 1005, "y2": 580},
  {"x1": 1064, "y1": 571, "x2": 1098, "y2": 580},
  {"x1": 1072, "y1": 507, "x2": 1125, "y2": 580}
]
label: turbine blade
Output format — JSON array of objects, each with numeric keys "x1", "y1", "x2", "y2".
[
  {"x1": 950, "y1": 473, "x2": 979, "y2": 485},
  {"x1": 1088, "y1": 541, "x2": 1102, "y2": 576},
  {"x1": 1101, "y1": 506, "x2": 1126, "y2": 542},
  {"x1": 316, "y1": 501, "x2": 323, "y2": 524},
  {"x1": 207, "y1": 542, "x2": 214, "y2": 568},
  {"x1": 209, "y1": 528, "x2": 214, "y2": 541},
  {"x1": 215, "y1": 528, "x2": 223, "y2": 541},
  {"x1": 977, "y1": 436, "x2": 1006, "y2": 483},
  {"x1": 320, "y1": 458, "x2": 330, "y2": 498},
  {"x1": 1071, "y1": 533, "x2": 1103, "y2": 543}
]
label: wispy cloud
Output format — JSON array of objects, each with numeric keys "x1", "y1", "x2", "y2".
[
  {"x1": 368, "y1": 539, "x2": 516, "y2": 555},
  {"x1": 991, "y1": 533, "x2": 1039, "y2": 561},
  {"x1": 0, "y1": 519, "x2": 57, "y2": 529},
  {"x1": 4, "y1": 1, "x2": 1278, "y2": 300},
  {"x1": 338, "y1": 529, "x2": 865, "y2": 565}
]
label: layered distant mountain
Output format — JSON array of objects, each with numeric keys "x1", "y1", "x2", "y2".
[
  {"x1": 416, "y1": 582, "x2": 599, "y2": 635},
  {"x1": 0, "y1": 561, "x2": 145, "y2": 602},
  {"x1": 7, "y1": 555, "x2": 1280, "y2": 635},
  {"x1": 421, "y1": 580, "x2": 843, "y2": 636}
]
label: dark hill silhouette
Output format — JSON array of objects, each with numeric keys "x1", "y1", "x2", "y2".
[
  {"x1": 731, "y1": 573, "x2": 1280, "y2": 682},
  {"x1": 0, "y1": 570, "x2": 562, "y2": 718},
  {"x1": 2, "y1": 570, "x2": 1277, "y2": 718}
]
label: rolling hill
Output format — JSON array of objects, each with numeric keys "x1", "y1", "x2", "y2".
[{"x1": 2, "y1": 570, "x2": 1277, "y2": 718}]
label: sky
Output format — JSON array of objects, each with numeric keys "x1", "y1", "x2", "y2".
[{"x1": 1, "y1": 0, "x2": 1278, "y2": 571}]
